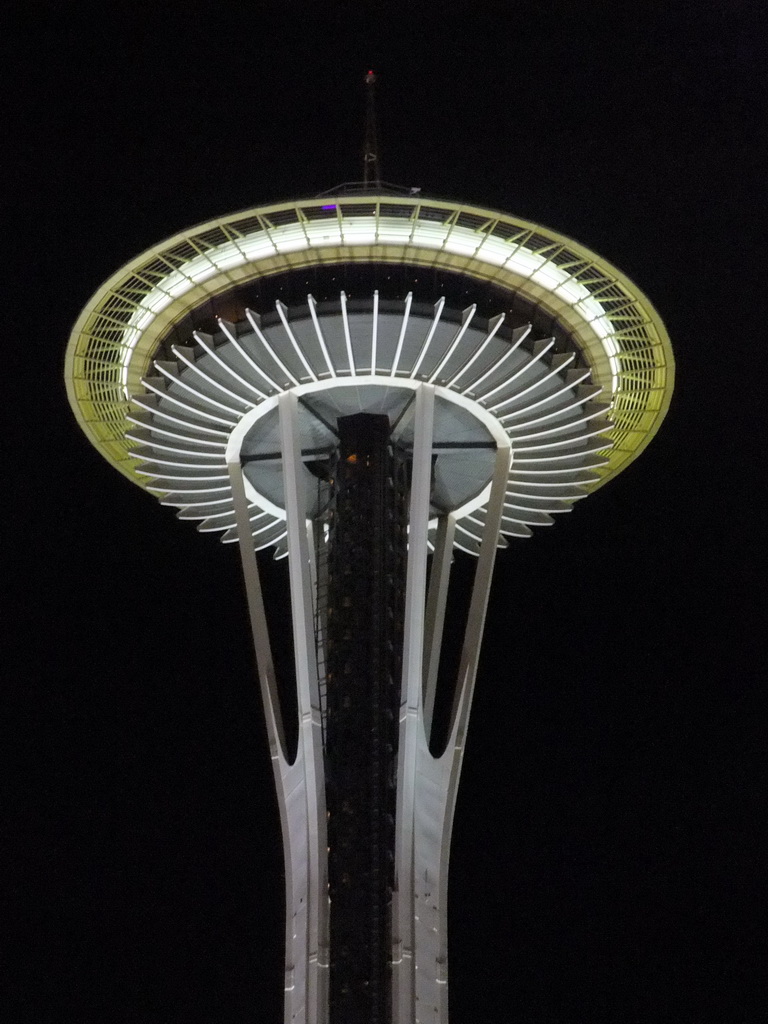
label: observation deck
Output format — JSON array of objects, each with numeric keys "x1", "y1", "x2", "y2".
[{"x1": 65, "y1": 193, "x2": 674, "y2": 503}]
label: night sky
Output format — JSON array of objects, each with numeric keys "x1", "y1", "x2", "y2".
[{"x1": 6, "y1": 3, "x2": 762, "y2": 1022}]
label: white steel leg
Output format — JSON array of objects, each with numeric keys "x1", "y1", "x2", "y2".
[
  {"x1": 392, "y1": 383, "x2": 435, "y2": 1024},
  {"x1": 278, "y1": 391, "x2": 330, "y2": 1024},
  {"x1": 411, "y1": 440, "x2": 512, "y2": 1024}
]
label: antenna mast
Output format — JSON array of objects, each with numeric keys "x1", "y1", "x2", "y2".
[{"x1": 363, "y1": 70, "x2": 381, "y2": 188}]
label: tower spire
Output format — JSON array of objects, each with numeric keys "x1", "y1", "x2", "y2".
[{"x1": 363, "y1": 69, "x2": 381, "y2": 188}]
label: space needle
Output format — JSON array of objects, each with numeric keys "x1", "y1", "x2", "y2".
[{"x1": 64, "y1": 71, "x2": 674, "y2": 1024}]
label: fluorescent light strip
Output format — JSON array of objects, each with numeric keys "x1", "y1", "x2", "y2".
[
  {"x1": 128, "y1": 452, "x2": 227, "y2": 469},
  {"x1": 140, "y1": 471, "x2": 231, "y2": 483},
  {"x1": 371, "y1": 290, "x2": 379, "y2": 374},
  {"x1": 162, "y1": 494, "x2": 232, "y2": 508},
  {"x1": 116, "y1": 216, "x2": 623, "y2": 400}
]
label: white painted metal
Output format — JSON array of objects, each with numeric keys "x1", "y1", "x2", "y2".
[
  {"x1": 190, "y1": 331, "x2": 270, "y2": 401},
  {"x1": 171, "y1": 343, "x2": 256, "y2": 408},
  {"x1": 390, "y1": 291, "x2": 413, "y2": 376},
  {"x1": 246, "y1": 308, "x2": 300, "y2": 387},
  {"x1": 408, "y1": 440, "x2": 511, "y2": 1024},
  {"x1": 427, "y1": 304, "x2": 476, "y2": 384},
  {"x1": 393, "y1": 383, "x2": 435, "y2": 1024},
  {"x1": 278, "y1": 392, "x2": 330, "y2": 1024},
  {"x1": 227, "y1": 457, "x2": 314, "y2": 1024},
  {"x1": 226, "y1": 403, "x2": 332, "y2": 1024},
  {"x1": 339, "y1": 291, "x2": 356, "y2": 375},
  {"x1": 307, "y1": 295, "x2": 336, "y2": 379},
  {"x1": 445, "y1": 313, "x2": 507, "y2": 389},
  {"x1": 276, "y1": 301, "x2": 319, "y2": 383},
  {"x1": 411, "y1": 297, "x2": 446, "y2": 378},
  {"x1": 154, "y1": 359, "x2": 246, "y2": 416},
  {"x1": 218, "y1": 317, "x2": 282, "y2": 393}
]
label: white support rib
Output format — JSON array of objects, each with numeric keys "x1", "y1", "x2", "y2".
[
  {"x1": 246, "y1": 308, "x2": 300, "y2": 387},
  {"x1": 371, "y1": 289, "x2": 379, "y2": 374},
  {"x1": 129, "y1": 452, "x2": 224, "y2": 470},
  {"x1": 390, "y1": 291, "x2": 413, "y2": 376},
  {"x1": 125, "y1": 421, "x2": 227, "y2": 449},
  {"x1": 192, "y1": 330, "x2": 270, "y2": 400},
  {"x1": 141, "y1": 378, "x2": 238, "y2": 427},
  {"x1": 393, "y1": 383, "x2": 435, "y2": 1024},
  {"x1": 499, "y1": 370, "x2": 596, "y2": 422},
  {"x1": 130, "y1": 397, "x2": 230, "y2": 436},
  {"x1": 278, "y1": 391, "x2": 329, "y2": 1024},
  {"x1": 153, "y1": 361, "x2": 245, "y2": 417},
  {"x1": 339, "y1": 290, "x2": 356, "y2": 375},
  {"x1": 479, "y1": 338, "x2": 555, "y2": 404},
  {"x1": 491, "y1": 352, "x2": 577, "y2": 414},
  {"x1": 459, "y1": 323, "x2": 531, "y2": 396},
  {"x1": 427, "y1": 304, "x2": 476, "y2": 384},
  {"x1": 410, "y1": 297, "x2": 446, "y2": 378},
  {"x1": 307, "y1": 295, "x2": 336, "y2": 378},
  {"x1": 219, "y1": 317, "x2": 282, "y2": 392},
  {"x1": 127, "y1": 438, "x2": 224, "y2": 458},
  {"x1": 276, "y1": 300, "x2": 318, "y2": 382},
  {"x1": 447, "y1": 313, "x2": 510, "y2": 388},
  {"x1": 173, "y1": 343, "x2": 256, "y2": 408}
]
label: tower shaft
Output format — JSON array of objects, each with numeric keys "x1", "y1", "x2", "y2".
[{"x1": 325, "y1": 414, "x2": 408, "y2": 1023}]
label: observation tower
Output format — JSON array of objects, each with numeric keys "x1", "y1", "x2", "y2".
[{"x1": 64, "y1": 73, "x2": 674, "y2": 1024}]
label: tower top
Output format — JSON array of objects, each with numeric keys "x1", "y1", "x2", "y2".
[{"x1": 363, "y1": 69, "x2": 380, "y2": 187}]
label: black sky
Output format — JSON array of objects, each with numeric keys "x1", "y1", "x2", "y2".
[{"x1": 5, "y1": 2, "x2": 764, "y2": 1022}]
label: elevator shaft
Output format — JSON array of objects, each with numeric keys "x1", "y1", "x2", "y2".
[{"x1": 324, "y1": 414, "x2": 408, "y2": 1024}]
